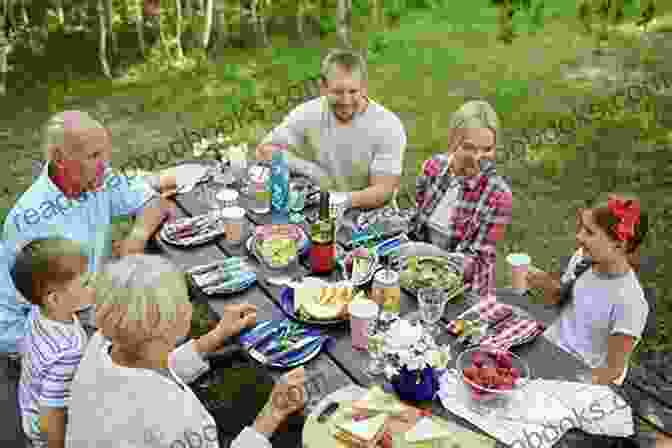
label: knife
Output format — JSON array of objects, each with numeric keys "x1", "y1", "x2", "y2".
[{"x1": 254, "y1": 335, "x2": 323, "y2": 365}]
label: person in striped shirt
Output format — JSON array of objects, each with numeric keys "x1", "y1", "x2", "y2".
[{"x1": 10, "y1": 237, "x2": 94, "y2": 448}]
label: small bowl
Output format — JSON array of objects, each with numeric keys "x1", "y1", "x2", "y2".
[
  {"x1": 252, "y1": 225, "x2": 309, "y2": 269},
  {"x1": 456, "y1": 348, "x2": 530, "y2": 412}
]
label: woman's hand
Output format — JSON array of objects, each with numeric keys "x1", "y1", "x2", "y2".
[
  {"x1": 254, "y1": 367, "x2": 307, "y2": 438},
  {"x1": 216, "y1": 303, "x2": 258, "y2": 339},
  {"x1": 256, "y1": 144, "x2": 275, "y2": 161}
]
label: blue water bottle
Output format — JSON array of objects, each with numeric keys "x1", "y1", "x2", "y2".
[{"x1": 271, "y1": 144, "x2": 290, "y2": 223}]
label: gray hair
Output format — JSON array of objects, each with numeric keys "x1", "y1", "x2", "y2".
[
  {"x1": 42, "y1": 110, "x2": 105, "y2": 161},
  {"x1": 320, "y1": 48, "x2": 368, "y2": 84},
  {"x1": 94, "y1": 254, "x2": 189, "y2": 324}
]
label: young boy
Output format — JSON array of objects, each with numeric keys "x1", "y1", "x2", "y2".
[{"x1": 11, "y1": 237, "x2": 94, "y2": 448}]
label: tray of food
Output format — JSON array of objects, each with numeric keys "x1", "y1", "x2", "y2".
[{"x1": 246, "y1": 224, "x2": 310, "y2": 269}]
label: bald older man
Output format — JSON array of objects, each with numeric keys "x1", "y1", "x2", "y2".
[{"x1": 3, "y1": 110, "x2": 178, "y2": 269}]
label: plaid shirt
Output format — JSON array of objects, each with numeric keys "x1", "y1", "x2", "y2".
[{"x1": 409, "y1": 154, "x2": 513, "y2": 298}]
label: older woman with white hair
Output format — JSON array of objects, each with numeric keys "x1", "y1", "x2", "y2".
[
  {"x1": 409, "y1": 100, "x2": 513, "y2": 299},
  {"x1": 66, "y1": 254, "x2": 307, "y2": 448}
]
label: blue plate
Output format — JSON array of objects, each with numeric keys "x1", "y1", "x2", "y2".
[{"x1": 239, "y1": 320, "x2": 331, "y2": 368}]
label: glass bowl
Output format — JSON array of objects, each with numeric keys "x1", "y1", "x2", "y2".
[
  {"x1": 456, "y1": 347, "x2": 531, "y2": 412},
  {"x1": 251, "y1": 224, "x2": 309, "y2": 270}
]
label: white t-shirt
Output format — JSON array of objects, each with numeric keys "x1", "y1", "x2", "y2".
[
  {"x1": 262, "y1": 96, "x2": 407, "y2": 191},
  {"x1": 66, "y1": 332, "x2": 271, "y2": 448},
  {"x1": 544, "y1": 267, "x2": 648, "y2": 379}
]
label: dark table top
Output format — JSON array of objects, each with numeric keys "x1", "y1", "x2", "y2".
[{"x1": 160, "y1": 172, "x2": 655, "y2": 447}]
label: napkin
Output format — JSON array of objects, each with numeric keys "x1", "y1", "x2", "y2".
[
  {"x1": 352, "y1": 386, "x2": 409, "y2": 416},
  {"x1": 445, "y1": 296, "x2": 513, "y2": 335},
  {"x1": 479, "y1": 317, "x2": 546, "y2": 350},
  {"x1": 437, "y1": 370, "x2": 634, "y2": 448}
]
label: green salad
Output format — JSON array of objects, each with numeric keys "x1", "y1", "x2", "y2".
[
  {"x1": 399, "y1": 256, "x2": 464, "y2": 296},
  {"x1": 257, "y1": 238, "x2": 297, "y2": 267}
]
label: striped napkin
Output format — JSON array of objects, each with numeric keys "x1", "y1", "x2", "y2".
[
  {"x1": 479, "y1": 317, "x2": 546, "y2": 350},
  {"x1": 445, "y1": 296, "x2": 513, "y2": 336}
]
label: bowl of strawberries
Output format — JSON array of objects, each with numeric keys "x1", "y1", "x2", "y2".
[{"x1": 456, "y1": 348, "x2": 530, "y2": 411}]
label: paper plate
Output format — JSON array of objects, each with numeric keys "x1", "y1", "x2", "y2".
[{"x1": 169, "y1": 163, "x2": 211, "y2": 191}]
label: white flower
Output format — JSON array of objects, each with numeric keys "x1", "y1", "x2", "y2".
[
  {"x1": 216, "y1": 135, "x2": 225, "y2": 145},
  {"x1": 405, "y1": 355, "x2": 425, "y2": 372},
  {"x1": 193, "y1": 142, "x2": 205, "y2": 157},
  {"x1": 200, "y1": 138, "x2": 209, "y2": 148},
  {"x1": 384, "y1": 364, "x2": 400, "y2": 380}
]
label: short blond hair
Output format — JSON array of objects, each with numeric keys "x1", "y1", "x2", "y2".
[
  {"x1": 42, "y1": 110, "x2": 105, "y2": 161},
  {"x1": 447, "y1": 100, "x2": 500, "y2": 152},
  {"x1": 93, "y1": 255, "x2": 190, "y2": 347}
]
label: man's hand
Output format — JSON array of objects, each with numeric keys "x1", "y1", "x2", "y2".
[
  {"x1": 591, "y1": 366, "x2": 622, "y2": 385},
  {"x1": 256, "y1": 144, "x2": 276, "y2": 161}
]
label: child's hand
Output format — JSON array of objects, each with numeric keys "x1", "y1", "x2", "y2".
[{"x1": 526, "y1": 270, "x2": 554, "y2": 290}]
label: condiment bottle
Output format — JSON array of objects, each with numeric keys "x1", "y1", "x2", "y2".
[{"x1": 310, "y1": 191, "x2": 335, "y2": 274}]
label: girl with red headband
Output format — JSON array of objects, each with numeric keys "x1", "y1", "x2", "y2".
[{"x1": 530, "y1": 193, "x2": 650, "y2": 386}]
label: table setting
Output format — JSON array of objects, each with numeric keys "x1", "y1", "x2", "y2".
[{"x1": 150, "y1": 152, "x2": 653, "y2": 448}]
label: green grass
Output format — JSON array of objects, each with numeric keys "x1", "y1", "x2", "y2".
[{"x1": 2, "y1": 0, "x2": 672, "y2": 356}]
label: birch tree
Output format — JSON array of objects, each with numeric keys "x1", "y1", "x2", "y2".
[
  {"x1": 97, "y1": 0, "x2": 112, "y2": 78},
  {"x1": 202, "y1": 0, "x2": 213, "y2": 48},
  {"x1": 0, "y1": 0, "x2": 10, "y2": 96},
  {"x1": 104, "y1": 0, "x2": 117, "y2": 57},
  {"x1": 135, "y1": 0, "x2": 146, "y2": 56},
  {"x1": 336, "y1": 0, "x2": 352, "y2": 48},
  {"x1": 175, "y1": 0, "x2": 184, "y2": 58}
]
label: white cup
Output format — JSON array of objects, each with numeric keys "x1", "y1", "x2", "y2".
[{"x1": 506, "y1": 253, "x2": 531, "y2": 294}]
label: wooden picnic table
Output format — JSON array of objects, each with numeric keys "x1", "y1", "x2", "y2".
[{"x1": 155, "y1": 171, "x2": 667, "y2": 448}]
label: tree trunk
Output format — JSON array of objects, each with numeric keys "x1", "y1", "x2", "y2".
[
  {"x1": 0, "y1": 9, "x2": 9, "y2": 96},
  {"x1": 18, "y1": 0, "x2": 26, "y2": 24},
  {"x1": 202, "y1": 0, "x2": 213, "y2": 49},
  {"x1": 97, "y1": 0, "x2": 112, "y2": 78},
  {"x1": 7, "y1": 0, "x2": 15, "y2": 29},
  {"x1": 184, "y1": 0, "x2": 192, "y2": 18},
  {"x1": 175, "y1": 0, "x2": 184, "y2": 58},
  {"x1": 336, "y1": 0, "x2": 352, "y2": 48},
  {"x1": 255, "y1": 0, "x2": 269, "y2": 47},
  {"x1": 104, "y1": 0, "x2": 117, "y2": 57},
  {"x1": 135, "y1": 0, "x2": 146, "y2": 56},
  {"x1": 55, "y1": 0, "x2": 65, "y2": 25},
  {"x1": 157, "y1": 4, "x2": 170, "y2": 56}
]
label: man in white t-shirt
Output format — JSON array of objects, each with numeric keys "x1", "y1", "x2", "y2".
[{"x1": 256, "y1": 49, "x2": 407, "y2": 210}]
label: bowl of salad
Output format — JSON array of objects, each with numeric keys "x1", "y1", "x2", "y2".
[{"x1": 249, "y1": 224, "x2": 310, "y2": 270}]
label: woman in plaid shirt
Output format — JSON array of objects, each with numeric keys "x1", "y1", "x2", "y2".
[{"x1": 409, "y1": 101, "x2": 513, "y2": 299}]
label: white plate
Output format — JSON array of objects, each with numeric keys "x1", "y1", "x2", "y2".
[{"x1": 167, "y1": 164, "x2": 210, "y2": 191}]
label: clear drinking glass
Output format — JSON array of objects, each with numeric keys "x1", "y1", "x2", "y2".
[
  {"x1": 289, "y1": 184, "x2": 306, "y2": 212},
  {"x1": 366, "y1": 320, "x2": 386, "y2": 377},
  {"x1": 418, "y1": 288, "x2": 448, "y2": 338},
  {"x1": 199, "y1": 183, "x2": 219, "y2": 210}
]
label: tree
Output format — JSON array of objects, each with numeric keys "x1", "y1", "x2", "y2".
[
  {"x1": 135, "y1": 0, "x2": 146, "y2": 56},
  {"x1": 336, "y1": 0, "x2": 351, "y2": 47},
  {"x1": 0, "y1": 0, "x2": 9, "y2": 96},
  {"x1": 202, "y1": 0, "x2": 212, "y2": 48},
  {"x1": 175, "y1": 0, "x2": 183, "y2": 58},
  {"x1": 98, "y1": 0, "x2": 112, "y2": 77}
]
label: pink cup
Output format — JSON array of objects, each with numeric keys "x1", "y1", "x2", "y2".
[
  {"x1": 349, "y1": 300, "x2": 379, "y2": 350},
  {"x1": 506, "y1": 253, "x2": 531, "y2": 294}
]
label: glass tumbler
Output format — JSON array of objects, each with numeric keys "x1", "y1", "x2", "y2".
[
  {"x1": 366, "y1": 320, "x2": 386, "y2": 377},
  {"x1": 418, "y1": 287, "x2": 449, "y2": 338}
]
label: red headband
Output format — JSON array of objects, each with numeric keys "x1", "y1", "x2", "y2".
[{"x1": 607, "y1": 197, "x2": 640, "y2": 242}]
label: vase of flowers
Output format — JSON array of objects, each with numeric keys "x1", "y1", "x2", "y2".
[{"x1": 386, "y1": 344, "x2": 451, "y2": 403}]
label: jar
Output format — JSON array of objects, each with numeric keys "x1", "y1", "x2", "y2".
[
  {"x1": 371, "y1": 269, "x2": 401, "y2": 319},
  {"x1": 217, "y1": 188, "x2": 239, "y2": 208},
  {"x1": 221, "y1": 207, "x2": 246, "y2": 245}
]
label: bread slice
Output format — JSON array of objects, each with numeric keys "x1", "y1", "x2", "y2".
[
  {"x1": 405, "y1": 417, "x2": 453, "y2": 443},
  {"x1": 333, "y1": 413, "x2": 388, "y2": 448},
  {"x1": 352, "y1": 387, "x2": 408, "y2": 416}
]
